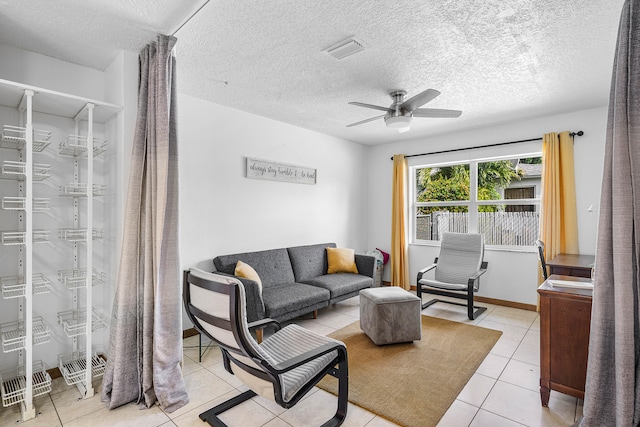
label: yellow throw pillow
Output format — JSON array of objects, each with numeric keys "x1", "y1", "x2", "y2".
[
  {"x1": 326, "y1": 247, "x2": 359, "y2": 274},
  {"x1": 235, "y1": 261, "x2": 262, "y2": 293}
]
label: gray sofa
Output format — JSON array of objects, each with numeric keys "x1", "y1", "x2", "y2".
[{"x1": 212, "y1": 243, "x2": 375, "y2": 324}]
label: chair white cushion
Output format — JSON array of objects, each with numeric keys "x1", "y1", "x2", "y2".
[
  {"x1": 419, "y1": 278, "x2": 470, "y2": 292},
  {"x1": 259, "y1": 324, "x2": 340, "y2": 402},
  {"x1": 434, "y1": 233, "x2": 483, "y2": 285}
]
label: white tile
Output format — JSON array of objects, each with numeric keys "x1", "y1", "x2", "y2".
[
  {"x1": 491, "y1": 306, "x2": 538, "y2": 320},
  {"x1": 530, "y1": 316, "x2": 541, "y2": 331},
  {"x1": 171, "y1": 390, "x2": 241, "y2": 427},
  {"x1": 457, "y1": 374, "x2": 496, "y2": 407},
  {"x1": 183, "y1": 343, "x2": 223, "y2": 367},
  {"x1": 263, "y1": 417, "x2": 293, "y2": 427},
  {"x1": 512, "y1": 340, "x2": 540, "y2": 366},
  {"x1": 364, "y1": 415, "x2": 401, "y2": 426},
  {"x1": 218, "y1": 397, "x2": 278, "y2": 426},
  {"x1": 490, "y1": 336, "x2": 521, "y2": 358},
  {"x1": 166, "y1": 368, "x2": 236, "y2": 419},
  {"x1": 252, "y1": 393, "x2": 288, "y2": 416},
  {"x1": 483, "y1": 311, "x2": 536, "y2": 329},
  {"x1": 51, "y1": 385, "x2": 107, "y2": 424},
  {"x1": 181, "y1": 353, "x2": 204, "y2": 376},
  {"x1": 0, "y1": 395, "x2": 61, "y2": 427},
  {"x1": 481, "y1": 381, "x2": 576, "y2": 427},
  {"x1": 206, "y1": 362, "x2": 244, "y2": 388},
  {"x1": 279, "y1": 389, "x2": 373, "y2": 427},
  {"x1": 499, "y1": 359, "x2": 540, "y2": 392},
  {"x1": 470, "y1": 409, "x2": 526, "y2": 426},
  {"x1": 436, "y1": 399, "x2": 478, "y2": 427},
  {"x1": 476, "y1": 319, "x2": 528, "y2": 342},
  {"x1": 314, "y1": 313, "x2": 358, "y2": 329},
  {"x1": 521, "y1": 328, "x2": 540, "y2": 346},
  {"x1": 63, "y1": 401, "x2": 171, "y2": 427},
  {"x1": 475, "y1": 353, "x2": 510, "y2": 379}
]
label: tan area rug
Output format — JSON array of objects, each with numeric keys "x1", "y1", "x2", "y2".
[{"x1": 317, "y1": 316, "x2": 502, "y2": 427}]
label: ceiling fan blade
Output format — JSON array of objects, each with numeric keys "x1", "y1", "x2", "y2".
[
  {"x1": 346, "y1": 114, "x2": 386, "y2": 127},
  {"x1": 400, "y1": 89, "x2": 440, "y2": 111},
  {"x1": 412, "y1": 108, "x2": 462, "y2": 118},
  {"x1": 348, "y1": 102, "x2": 392, "y2": 112}
]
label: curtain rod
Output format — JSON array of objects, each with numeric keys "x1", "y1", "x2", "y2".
[
  {"x1": 170, "y1": 0, "x2": 211, "y2": 36},
  {"x1": 390, "y1": 131, "x2": 584, "y2": 160}
]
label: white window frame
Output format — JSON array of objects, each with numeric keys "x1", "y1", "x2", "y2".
[{"x1": 411, "y1": 154, "x2": 542, "y2": 248}]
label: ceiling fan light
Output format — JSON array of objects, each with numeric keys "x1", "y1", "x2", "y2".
[
  {"x1": 385, "y1": 115, "x2": 412, "y2": 129},
  {"x1": 397, "y1": 126, "x2": 411, "y2": 133}
]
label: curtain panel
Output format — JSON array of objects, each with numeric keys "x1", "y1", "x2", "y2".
[
  {"x1": 101, "y1": 34, "x2": 188, "y2": 413},
  {"x1": 391, "y1": 154, "x2": 410, "y2": 289},
  {"x1": 539, "y1": 131, "x2": 579, "y2": 284},
  {"x1": 581, "y1": 0, "x2": 640, "y2": 424}
]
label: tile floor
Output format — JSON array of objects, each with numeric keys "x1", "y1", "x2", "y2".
[{"x1": 0, "y1": 295, "x2": 582, "y2": 427}]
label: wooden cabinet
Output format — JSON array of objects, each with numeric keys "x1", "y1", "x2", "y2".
[
  {"x1": 546, "y1": 254, "x2": 595, "y2": 278},
  {"x1": 538, "y1": 276, "x2": 592, "y2": 406}
]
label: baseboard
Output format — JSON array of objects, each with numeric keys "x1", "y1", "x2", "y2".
[
  {"x1": 183, "y1": 327, "x2": 199, "y2": 339},
  {"x1": 408, "y1": 285, "x2": 537, "y2": 312}
]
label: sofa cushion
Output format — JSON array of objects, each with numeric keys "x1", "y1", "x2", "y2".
[
  {"x1": 262, "y1": 283, "x2": 330, "y2": 319},
  {"x1": 326, "y1": 247, "x2": 359, "y2": 274},
  {"x1": 287, "y1": 243, "x2": 336, "y2": 282},
  {"x1": 235, "y1": 261, "x2": 262, "y2": 293},
  {"x1": 213, "y1": 248, "x2": 295, "y2": 288},
  {"x1": 301, "y1": 273, "x2": 372, "y2": 299}
]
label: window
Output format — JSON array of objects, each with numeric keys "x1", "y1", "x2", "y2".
[{"x1": 413, "y1": 155, "x2": 542, "y2": 247}]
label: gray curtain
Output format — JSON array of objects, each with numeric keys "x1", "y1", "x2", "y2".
[
  {"x1": 580, "y1": 1, "x2": 640, "y2": 425},
  {"x1": 101, "y1": 34, "x2": 188, "y2": 413}
]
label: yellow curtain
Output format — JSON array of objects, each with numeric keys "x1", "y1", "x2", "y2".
[
  {"x1": 539, "y1": 131, "x2": 579, "y2": 284},
  {"x1": 391, "y1": 154, "x2": 410, "y2": 289}
]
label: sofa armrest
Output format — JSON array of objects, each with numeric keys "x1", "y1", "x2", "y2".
[
  {"x1": 209, "y1": 271, "x2": 266, "y2": 322},
  {"x1": 355, "y1": 254, "x2": 376, "y2": 279}
]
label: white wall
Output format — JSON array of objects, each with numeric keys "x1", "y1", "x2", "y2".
[
  {"x1": 177, "y1": 94, "x2": 370, "y2": 275},
  {"x1": 366, "y1": 106, "x2": 608, "y2": 305},
  {"x1": 0, "y1": 43, "x2": 105, "y2": 101}
]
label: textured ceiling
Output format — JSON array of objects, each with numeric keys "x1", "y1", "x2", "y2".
[{"x1": 0, "y1": 0, "x2": 626, "y2": 145}]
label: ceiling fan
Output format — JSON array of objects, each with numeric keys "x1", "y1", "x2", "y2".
[{"x1": 347, "y1": 89, "x2": 462, "y2": 132}]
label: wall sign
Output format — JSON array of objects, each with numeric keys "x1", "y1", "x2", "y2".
[{"x1": 245, "y1": 157, "x2": 317, "y2": 185}]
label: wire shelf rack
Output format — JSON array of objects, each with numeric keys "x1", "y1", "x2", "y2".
[
  {"x1": 1, "y1": 274, "x2": 52, "y2": 299},
  {"x1": 0, "y1": 125, "x2": 51, "y2": 152},
  {"x1": 58, "y1": 228, "x2": 104, "y2": 242},
  {"x1": 1, "y1": 230, "x2": 50, "y2": 246},
  {"x1": 1, "y1": 161, "x2": 51, "y2": 181},
  {"x1": 0, "y1": 317, "x2": 51, "y2": 353},
  {"x1": 58, "y1": 135, "x2": 108, "y2": 157},
  {"x1": 57, "y1": 308, "x2": 107, "y2": 338},
  {"x1": 0, "y1": 361, "x2": 52, "y2": 407},
  {"x1": 57, "y1": 269, "x2": 107, "y2": 290},
  {"x1": 58, "y1": 352, "x2": 107, "y2": 386},
  {"x1": 58, "y1": 183, "x2": 106, "y2": 197},
  {"x1": 1, "y1": 197, "x2": 50, "y2": 212}
]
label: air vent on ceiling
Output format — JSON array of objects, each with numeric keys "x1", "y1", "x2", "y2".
[{"x1": 323, "y1": 37, "x2": 364, "y2": 60}]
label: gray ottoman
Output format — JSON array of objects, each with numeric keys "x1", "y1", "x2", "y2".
[{"x1": 359, "y1": 287, "x2": 422, "y2": 345}]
